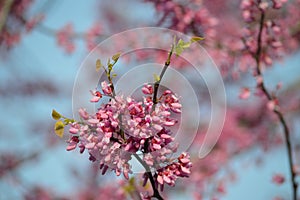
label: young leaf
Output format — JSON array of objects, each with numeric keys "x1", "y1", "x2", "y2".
[
  {"x1": 123, "y1": 177, "x2": 136, "y2": 195},
  {"x1": 96, "y1": 59, "x2": 103, "y2": 71},
  {"x1": 54, "y1": 120, "x2": 65, "y2": 138},
  {"x1": 174, "y1": 46, "x2": 182, "y2": 56},
  {"x1": 190, "y1": 36, "x2": 204, "y2": 43},
  {"x1": 153, "y1": 74, "x2": 160, "y2": 82},
  {"x1": 175, "y1": 39, "x2": 191, "y2": 56},
  {"x1": 178, "y1": 39, "x2": 191, "y2": 48},
  {"x1": 52, "y1": 109, "x2": 61, "y2": 120},
  {"x1": 64, "y1": 118, "x2": 75, "y2": 125},
  {"x1": 112, "y1": 52, "x2": 121, "y2": 62}
]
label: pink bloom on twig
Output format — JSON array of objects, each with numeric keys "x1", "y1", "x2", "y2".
[
  {"x1": 272, "y1": 173, "x2": 285, "y2": 185},
  {"x1": 239, "y1": 87, "x2": 250, "y2": 99}
]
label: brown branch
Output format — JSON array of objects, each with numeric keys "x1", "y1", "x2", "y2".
[
  {"x1": 134, "y1": 45, "x2": 175, "y2": 199},
  {"x1": 255, "y1": 12, "x2": 298, "y2": 200},
  {"x1": 151, "y1": 46, "x2": 173, "y2": 112},
  {"x1": 0, "y1": 0, "x2": 14, "y2": 33},
  {"x1": 133, "y1": 154, "x2": 164, "y2": 200}
]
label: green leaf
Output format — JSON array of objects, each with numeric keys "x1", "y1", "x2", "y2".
[
  {"x1": 153, "y1": 74, "x2": 160, "y2": 82},
  {"x1": 52, "y1": 109, "x2": 61, "y2": 120},
  {"x1": 190, "y1": 36, "x2": 204, "y2": 43},
  {"x1": 178, "y1": 39, "x2": 191, "y2": 48},
  {"x1": 129, "y1": 177, "x2": 135, "y2": 185},
  {"x1": 54, "y1": 120, "x2": 64, "y2": 138},
  {"x1": 96, "y1": 59, "x2": 103, "y2": 71},
  {"x1": 175, "y1": 46, "x2": 183, "y2": 56},
  {"x1": 174, "y1": 37, "x2": 204, "y2": 56},
  {"x1": 112, "y1": 52, "x2": 121, "y2": 62},
  {"x1": 123, "y1": 177, "x2": 135, "y2": 195},
  {"x1": 175, "y1": 39, "x2": 191, "y2": 56},
  {"x1": 64, "y1": 118, "x2": 75, "y2": 125}
]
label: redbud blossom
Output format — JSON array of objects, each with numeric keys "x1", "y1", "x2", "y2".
[
  {"x1": 101, "y1": 81, "x2": 113, "y2": 95},
  {"x1": 272, "y1": 173, "x2": 285, "y2": 185},
  {"x1": 142, "y1": 84, "x2": 154, "y2": 95},
  {"x1": 90, "y1": 90, "x2": 102, "y2": 102},
  {"x1": 64, "y1": 80, "x2": 189, "y2": 186},
  {"x1": 239, "y1": 87, "x2": 250, "y2": 99}
]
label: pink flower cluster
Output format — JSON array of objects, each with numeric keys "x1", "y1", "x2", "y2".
[
  {"x1": 154, "y1": 152, "x2": 192, "y2": 190},
  {"x1": 144, "y1": 0, "x2": 218, "y2": 37},
  {"x1": 241, "y1": 0, "x2": 287, "y2": 22},
  {"x1": 85, "y1": 24, "x2": 102, "y2": 51},
  {"x1": 241, "y1": 0, "x2": 287, "y2": 66},
  {"x1": 65, "y1": 81, "x2": 191, "y2": 189},
  {"x1": 144, "y1": 0, "x2": 300, "y2": 79},
  {"x1": 0, "y1": 0, "x2": 33, "y2": 49},
  {"x1": 56, "y1": 24, "x2": 75, "y2": 54},
  {"x1": 55, "y1": 23, "x2": 105, "y2": 53}
]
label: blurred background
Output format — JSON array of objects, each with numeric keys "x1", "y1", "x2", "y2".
[{"x1": 0, "y1": 0, "x2": 300, "y2": 199}]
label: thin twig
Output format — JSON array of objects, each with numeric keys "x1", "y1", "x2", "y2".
[
  {"x1": 0, "y1": 0, "x2": 14, "y2": 33},
  {"x1": 135, "y1": 45, "x2": 175, "y2": 199},
  {"x1": 133, "y1": 154, "x2": 164, "y2": 200},
  {"x1": 151, "y1": 45, "x2": 174, "y2": 112},
  {"x1": 255, "y1": 12, "x2": 298, "y2": 200}
]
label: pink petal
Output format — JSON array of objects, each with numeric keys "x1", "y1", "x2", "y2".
[
  {"x1": 88, "y1": 118, "x2": 99, "y2": 124},
  {"x1": 152, "y1": 116, "x2": 160, "y2": 122},
  {"x1": 239, "y1": 87, "x2": 250, "y2": 99},
  {"x1": 90, "y1": 96, "x2": 101, "y2": 103},
  {"x1": 111, "y1": 121, "x2": 118, "y2": 127},
  {"x1": 104, "y1": 154, "x2": 111, "y2": 162},
  {"x1": 123, "y1": 171, "x2": 129, "y2": 180},
  {"x1": 153, "y1": 143, "x2": 161, "y2": 150},
  {"x1": 157, "y1": 175, "x2": 164, "y2": 185},
  {"x1": 78, "y1": 108, "x2": 89, "y2": 120},
  {"x1": 267, "y1": 100, "x2": 276, "y2": 111},
  {"x1": 164, "y1": 120, "x2": 175, "y2": 126},
  {"x1": 160, "y1": 134, "x2": 171, "y2": 139},
  {"x1": 272, "y1": 174, "x2": 285, "y2": 185},
  {"x1": 163, "y1": 175, "x2": 171, "y2": 184},
  {"x1": 170, "y1": 107, "x2": 181, "y2": 113},
  {"x1": 66, "y1": 143, "x2": 77, "y2": 151},
  {"x1": 181, "y1": 166, "x2": 191, "y2": 174},
  {"x1": 69, "y1": 127, "x2": 78, "y2": 134},
  {"x1": 179, "y1": 158, "x2": 190, "y2": 164},
  {"x1": 153, "y1": 124, "x2": 162, "y2": 131},
  {"x1": 171, "y1": 103, "x2": 182, "y2": 109},
  {"x1": 85, "y1": 142, "x2": 95, "y2": 149}
]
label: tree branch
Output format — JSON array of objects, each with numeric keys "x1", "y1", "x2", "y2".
[
  {"x1": 151, "y1": 46, "x2": 173, "y2": 112},
  {"x1": 255, "y1": 12, "x2": 298, "y2": 200},
  {"x1": 133, "y1": 154, "x2": 164, "y2": 200},
  {"x1": 0, "y1": 0, "x2": 14, "y2": 33}
]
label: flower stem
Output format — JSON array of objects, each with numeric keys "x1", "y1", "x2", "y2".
[{"x1": 255, "y1": 12, "x2": 298, "y2": 200}]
